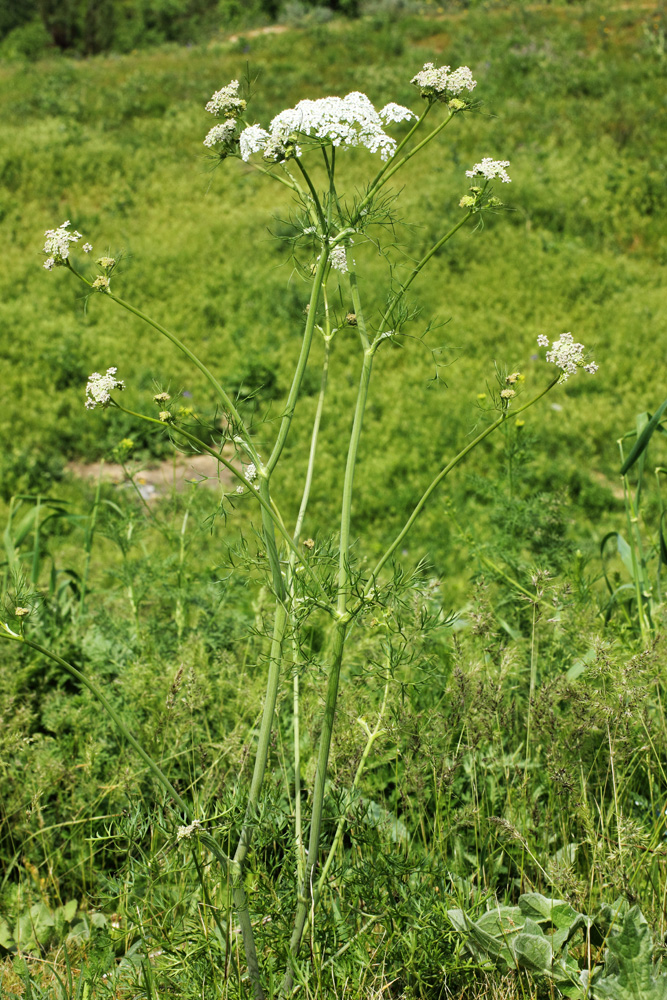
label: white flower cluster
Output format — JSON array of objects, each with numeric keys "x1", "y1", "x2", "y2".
[
  {"x1": 85, "y1": 367, "x2": 125, "y2": 410},
  {"x1": 205, "y1": 80, "x2": 246, "y2": 118},
  {"x1": 329, "y1": 243, "x2": 349, "y2": 273},
  {"x1": 203, "y1": 120, "x2": 237, "y2": 148},
  {"x1": 316, "y1": 238, "x2": 353, "y2": 274},
  {"x1": 465, "y1": 158, "x2": 511, "y2": 183},
  {"x1": 378, "y1": 102, "x2": 418, "y2": 124},
  {"x1": 176, "y1": 819, "x2": 202, "y2": 841},
  {"x1": 43, "y1": 220, "x2": 92, "y2": 270},
  {"x1": 411, "y1": 63, "x2": 477, "y2": 101},
  {"x1": 239, "y1": 123, "x2": 269, "y2": 160},
  {"x1": 236, "y1": 462, "x2": 258, "y2": 494},
  {"x1": 203, "y1": 79, "x2": 246, "y2": 154},
  {"x1": 238, "y1": 92, "x2": 415, "y2": 163},
  {"x1": 537, "y1": 333, "x2": 598, "y2": 381}
]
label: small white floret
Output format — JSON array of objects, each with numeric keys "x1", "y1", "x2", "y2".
[
  {"x1": 85, "y1": 367, "x2": 125, "y2": 410},
  {"x1": 465, "y1": 158, "x2": 511, "y2": 183},
  {"x1": 43, "y1": 220, "x2": 88, "y2": 267},
  {"x1": 177, "y1": 819, "x2": 202, "y2": 841},
  {"x1": 411, "y1": 62, "x2": 477, "y2": 100},
  {"x1": 539, "y1": 332, "x2": 598, "y2": 382}
]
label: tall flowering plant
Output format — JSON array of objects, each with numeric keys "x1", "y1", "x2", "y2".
[{"x1": 3, "y1": 64, "x2": 596, "y2": 997}]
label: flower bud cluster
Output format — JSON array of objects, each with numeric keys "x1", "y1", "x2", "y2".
[
  {"x1": 537, "y1": 333, "x2": 598, "y2": 381},
  {"x1": 92, "y1": 275, "x2": 110, "y2": 292},
  {"x1": 176, "y1": 819, "x2": 202, "y2": 841},
  {"x1": 43, "y1": 220, "x2": 92, "y2": 270},
  {"x1": 410, "y1": 62, "x2": 477, "y2": 102},
  {"x1": 85, "y1": 367, "x2": 125, "y2": 410}
]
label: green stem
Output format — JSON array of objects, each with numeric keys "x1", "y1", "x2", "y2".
[
  {"x1": 250, "y1": 160, "x2": 305, "y2": 197},
  {"x1": 376, "y1": 108, "x2": 454, "y2": 192},
  {"x1": 295, "y1": 159, "x2": 326, "y2": 232},
  {"x1": 618, "y1": 436, "x2": 651, "y2": 642},
  {"x1": 281, "y1": 273, "x2": 374, "y2": 995},
  {"x1": 293, "y1": 337, "x2": 331, "y2": 549},
  {"x1": 225, "y1": 602, "x2": 290, "y2": 998},
  {"x1": 281, "y1": 620, "x2": 348, "y2": 998},
  {"x1": 290, "y1": 331, "x2": 333, "y2": 884},
  {"x1": 363, "y1": 378, "x2": 560, "y2": 599},
  {"x1": 265, "y1": 226, "x2": 330, "y2": 477},
  {"x1": 233, "y1": 599, "x2": 289, "y2": 869},
  {"x1": 525, "y1": 601, "x2": 538, "y2": 769},
  {"x1": 316, "y1": 671, "x2": 390, "y2": 894}
]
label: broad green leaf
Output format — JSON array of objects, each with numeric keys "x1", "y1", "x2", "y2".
[
  {"x1": 447, "y1": 907, "x2": 519, "y2": 967},
  {"x1": 513, "y1": 924, "x2": 552, "y2": 974},
  {"x1": 519, "y1": 893, "x2": 579, "y2": 929},
  {"x1": 587, "y1": 908, "x2": 667, "y2": 999},
  {"x1": 14, "y1": 902, "x2": 55, "y2": 952},
  {"x1": 62, "y1": 900, "x2": 78, "y2": 923},
  {"x1": 0, "y1": 916, "x2": 14, "y2": 950}
]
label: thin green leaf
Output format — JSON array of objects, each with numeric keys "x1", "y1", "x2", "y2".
[{"x1": 621, "y1": 400, "x2": 667, "y2": 476}]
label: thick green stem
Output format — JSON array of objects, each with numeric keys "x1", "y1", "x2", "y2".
[
  {"x1": 281, "y1": 276, "x2": 374, "y2": 995},
  {"x1": 281, "y1": 620, "x2": 347, "y2": 997},
  {"x1": 232, "y1": 873, "x2": 265, "y2": 1000},
  {"x1": 233, "y1": 600, "x2": 289, "y2": 869},
  {"x1": 265, "y1": 225, "x2": 329, "y2": 476}
]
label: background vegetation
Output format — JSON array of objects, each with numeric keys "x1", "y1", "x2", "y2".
[{"x1": 1, "y1": 1, "x2": 667, "y2": 997}]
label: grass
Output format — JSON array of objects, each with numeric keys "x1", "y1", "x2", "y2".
[{"x1": 2, "y1": 2, "x2": 667, "y2": 997}]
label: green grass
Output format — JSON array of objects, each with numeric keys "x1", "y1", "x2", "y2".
[{"x1": 2, "y1": 3, "x2": 667, "y2": 997}]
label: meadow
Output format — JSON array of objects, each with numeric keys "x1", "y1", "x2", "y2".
[{"x1": 1, "y1": 1, "x2": 667, "y2": 997}]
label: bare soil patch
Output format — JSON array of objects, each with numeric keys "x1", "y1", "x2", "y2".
[{"x1": 67, "y1": 453, "x2": 234, "y2": 501}]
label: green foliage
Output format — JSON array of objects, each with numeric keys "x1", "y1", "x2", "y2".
[
  {"x1": 450, "y1": 894, "x2": 667, "y2": 1000},
  {"x1": 2, "y1": 5, "x2": 667, "y2": 997}
]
